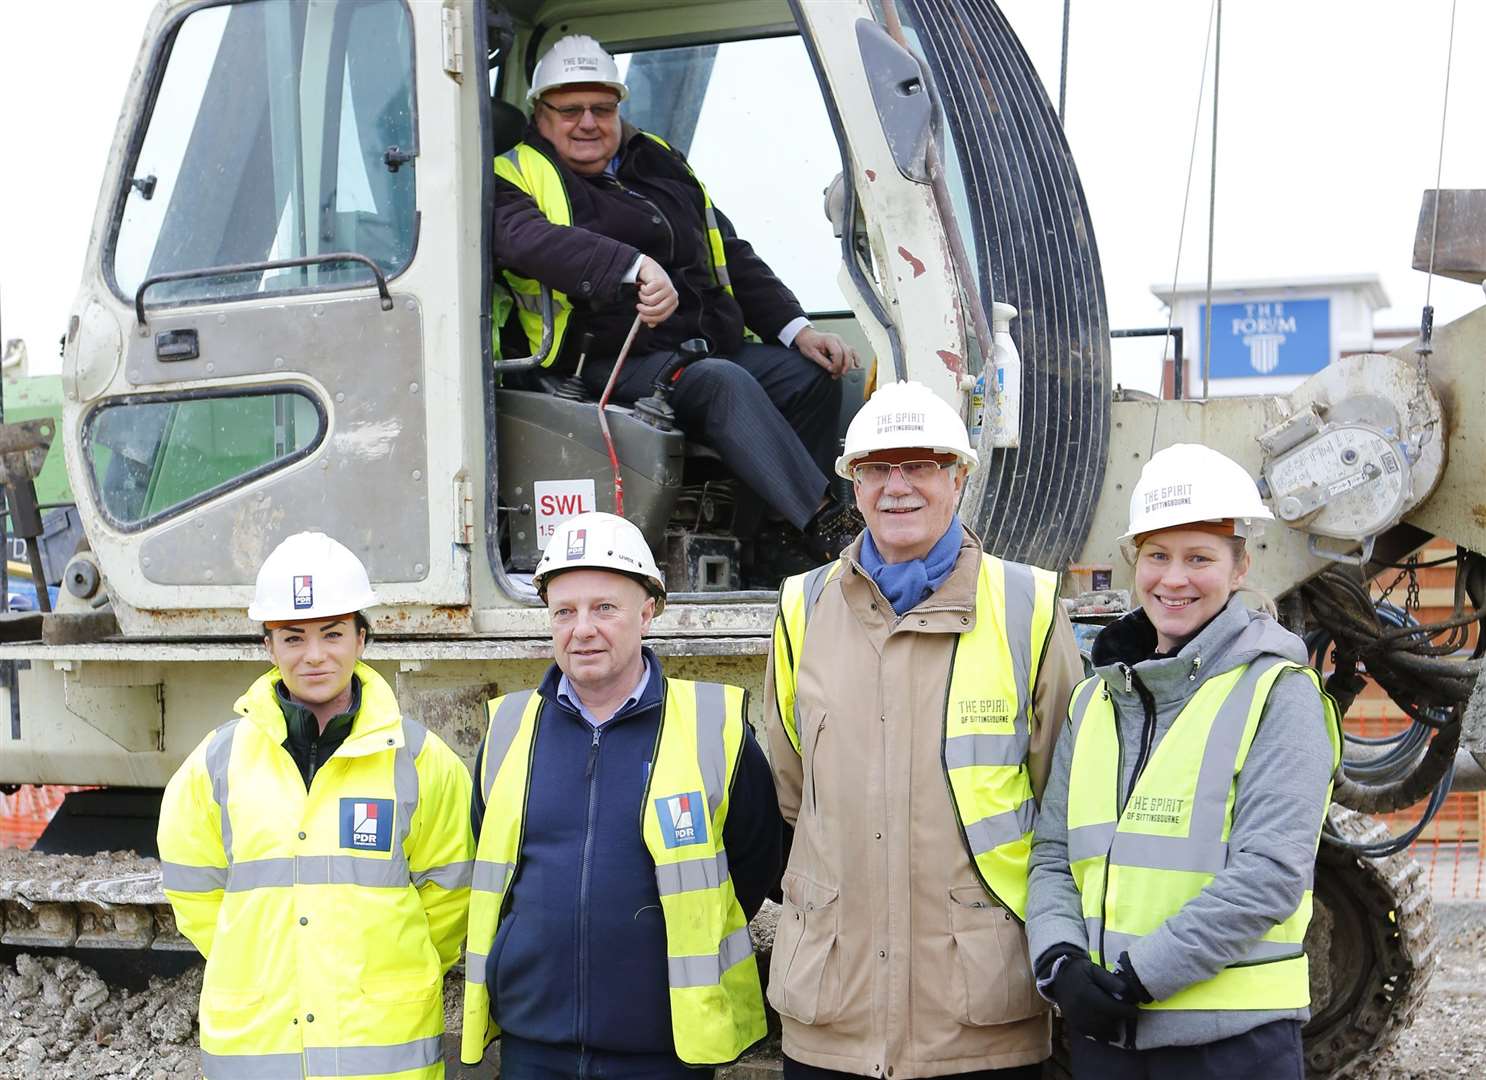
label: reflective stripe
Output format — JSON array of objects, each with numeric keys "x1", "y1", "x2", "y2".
[
  {"x1": 201, "y1": 1049, "x2": 303, "y2": 1079},
  {"x1": 483, "y1": 691, "x2": 535, "y2": 803},
  {"x1": 944, "y1": 732, "x2": 1023, "y2": 769},
  {"x1": 1084, "y1": 915, "x2": 1103, "y2": 950},
  {"x1": 465, "y1": 949, "x2": 489, "y2": 984},
  {"x1": 1102, "y1": 928, "x2": 1300, "y2": 968},
  {"x1": 667, "y1": 925, "x2": 754, "y2": 988},
  {"x1": 964, "y1": 797, "x2": 1037, "y2": 856},
  {"x1": 701, "y1": 205, "x2": 732, "y2": 287},
  {"x1": 471, "y1": 859, "x2": 514, "y2": 894},
  {"x1": 160, "y1": 861, "x2": 228, "y2": 893},
  {"x1": 694, "y1": 681, "x2": 729, "y2": 818},
  {"x1": 393, "y1": 720, "x2": 424, "y2": 866},
  {"x1": 1187, "y1": 658, "x2": 1283, "y2": 842},
  {"x1": 412, "y1": 859, "x2": 473, "y2": 890},
  {"x1": 655, "y1": 850, "x2": 730, "y2": 896},
  {"x1": 791, "y1": 561, "x2": 838, "y2": 737},
  {"x1": 1002, "y1": 561, "x2": 1035, "y2": 739},
  {"x1": 1066, "y1": 822, "x2": 1117, "y2": 864},
  {"x1": 205, "y1": 720, "x2": 240, "y2": 862},
  {"x1": 512, "y1": 289, "x2": 543, "y2": 314},
  {"x1": 302, "y1": 1035, "x2": 442, "y2": 1075},
  {"x1": 1067, "y1": 677, "x2": 1103, "y2": 741},
  {"x1": 1107, "y1": 832, "x2": 1229, "y2": 875},
  {"x1": 227, "y1": 857, "x2": 294, "y2": 890},
  {"x1": 499, "y1": 148, "x2": 521, "y2": 169},
  {"x1": 226, "y1": 855, "x2": 411, "y2": 891}
]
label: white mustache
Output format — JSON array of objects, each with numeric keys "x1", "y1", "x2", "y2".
[{"x1": 875, "y1": 494, "x2": 926, "y2": 511}]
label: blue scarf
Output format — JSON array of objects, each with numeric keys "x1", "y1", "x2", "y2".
[{"x1": 860, "y1": 516, "x2": 964, "y2": 615}]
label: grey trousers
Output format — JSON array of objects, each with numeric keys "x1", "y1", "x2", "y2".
[{"x1": 582, "y1": 341, "x2": 841, "y2": 529}]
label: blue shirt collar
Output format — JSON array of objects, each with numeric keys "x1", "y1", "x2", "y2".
[
  {"x1": 556, "y1": 651, "x2": 652, "y2": 727},
  {"x1": 859, "y1": 516, "x2": 965, "y2": 616}
]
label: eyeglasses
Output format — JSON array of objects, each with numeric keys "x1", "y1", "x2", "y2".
[
  {"x1": 539, "y1": 100, "x2": 620, "y2": 121},
  {"x1": 849, "y1": 459, "x2": 953, "y2": 487}
]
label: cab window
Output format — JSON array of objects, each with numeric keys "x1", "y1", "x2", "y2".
[
  {"x1": 110, "y1": 0, "x2": 417, "y2": 308},
  {"x1": 617, "y1": 36, "x2": 847, "y2": 314}
]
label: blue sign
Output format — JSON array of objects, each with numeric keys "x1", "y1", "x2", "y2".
[{"x1": 1201, "y1": 298, "x2": 1331, "y2": 378}]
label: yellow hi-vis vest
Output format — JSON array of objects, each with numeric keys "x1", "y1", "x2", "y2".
[
  {"x1": 773, "y1": 554, "x2": 1060, "y2": 919},
  {"x1": 461, "y1": 678, "x2": 766, "y2": 1066},
  {"x1": 492, "y1": 134, "x2": 737, "y2": 364},
  {"x1": 1064, "y1": 657, "x2": 1343, "y2": 1011}
]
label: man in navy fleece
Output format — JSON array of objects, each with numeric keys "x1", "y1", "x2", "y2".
[{"x1": 467, "y1": 512, "x2": 782, "y2": 1078}]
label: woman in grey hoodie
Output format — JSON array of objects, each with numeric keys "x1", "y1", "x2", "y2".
[{"x1": 1026, "y1": 444, "x2": 1342, "y2": 1078}]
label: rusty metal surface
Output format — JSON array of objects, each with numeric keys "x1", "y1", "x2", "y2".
[
  {"x1": 1396, "y1": 305, "x2": 1486, "y2": 555},
  {"x1": 0, "y1": 418, "x2": 56, "y2": 485},
  {"x1": 1413, "y1": 189, "x2": 1486, "y2": 284}
]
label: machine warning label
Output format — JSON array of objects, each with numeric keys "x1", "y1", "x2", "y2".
[
  {"x1": 535, "y1": 479, "x2": 597, "y2": 544},
  {"x1": 1122, "y1": 794, "x2": 1189, "y2": 826}
]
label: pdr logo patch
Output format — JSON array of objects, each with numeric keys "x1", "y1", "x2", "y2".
[
  {"x1": 292, "y1": 575, "x2": 314, "y2": 610},
  {"x1": 566, "y1": 528, "x2": 587, "y2": 560},
  {"x1": 339, "y1": 798, "x2": 393, "y2": 852},
  {"x1": 654, "y1": 791, "x2": 708, "y2": 849}
]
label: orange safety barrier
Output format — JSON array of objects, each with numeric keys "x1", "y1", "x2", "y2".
[{"x1": 0, "y1": 784, "x2": 91, "y2": 850}]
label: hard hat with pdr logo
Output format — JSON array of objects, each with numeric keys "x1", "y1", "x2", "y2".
[
  {"x1": 533, "y1": 512, "x2": 666, "y2": 613},
  {"x1": 247, "y1": 532, "x2": 379, "y2": 621}
]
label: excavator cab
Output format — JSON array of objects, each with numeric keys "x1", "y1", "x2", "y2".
[{"x1": 58, "y1": 0, "x2": 1111, "y2": 639}]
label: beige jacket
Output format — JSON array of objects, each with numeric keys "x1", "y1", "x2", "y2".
[{"x1": 763, "y1": 531, "x2": 1082, "y2": 1078}]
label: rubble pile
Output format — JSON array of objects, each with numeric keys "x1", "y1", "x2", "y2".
[{"x1": 0, "y1": 954, "x2": 199, "y2": 1079}]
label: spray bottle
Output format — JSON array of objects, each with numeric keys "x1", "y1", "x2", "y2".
[{"x1": 988, "y1": 302, "x2": 1021, "y2": 448}]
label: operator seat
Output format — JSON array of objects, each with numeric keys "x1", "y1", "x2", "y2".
[{"x1": 491, "y1": 97, "x2": 527, "y2": 158}]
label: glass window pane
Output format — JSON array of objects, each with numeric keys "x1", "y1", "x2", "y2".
[
  {"x1": 112, "y1": 0, "x2": 417, "y2": 307},
  {"x1": 85, "y1": 392, "x2": 323, "y2": 526},
  {"x1": 616, "y1": 37, "x2": 847, "y2": 314}
]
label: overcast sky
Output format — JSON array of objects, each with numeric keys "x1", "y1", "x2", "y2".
[{"x1": 2, "y1": 0, "x2": 1481, "y2": 391}]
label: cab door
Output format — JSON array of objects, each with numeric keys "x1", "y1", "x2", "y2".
[{"x1": 62, "y1": 0, "x2": 475, "y2": 632}]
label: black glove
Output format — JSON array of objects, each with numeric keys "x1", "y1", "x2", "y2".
[{"x1": 1049, "y1": 955, "x2": 1141, "y2": 1043}]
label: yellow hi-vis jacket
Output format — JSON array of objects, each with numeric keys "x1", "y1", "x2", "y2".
[
  {"x1": 1065, "y1": 658, "x2": 1342, "y2": 1011},
  {"x1": 772, "y1": 554, "x2": 1060, "y2": 919},
  {"x1": 158, "y1": 663, "x2": 474, "y2": 1080},
  {"x1": 461, "y1": 678, "x2": 766, "y2": 1066},
  {"x1": 492, "y1": 132, "x2": 736, "y2": 363}
]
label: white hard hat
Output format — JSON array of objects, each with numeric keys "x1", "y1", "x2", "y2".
[
  {"x1": 1123, "y1": 443, "x2": 1275, "y2": 542},
  {"x1": 533, "y1": 512, "x2": 666, "y2": 613},
  {"x1": 835, "y1": 380, "x2": 979, "y2": 479},
  {"x1": 248, "y1": 532, "x2": 379, "y2": 622},
  {"x1": 527, "y1": 35, "x2": 628, "y2": 104}
]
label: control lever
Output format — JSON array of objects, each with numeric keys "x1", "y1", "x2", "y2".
[
  {"x1": 554, "y1": 333, "x2": 594, "y2": 401},
  {"x1": 633, "y1": 338, "x2": 710, "y2": 431}
]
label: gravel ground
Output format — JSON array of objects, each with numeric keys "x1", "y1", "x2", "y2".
[{"x1": 2, "y1": 900, "x2": 1480, "y2": 1078}]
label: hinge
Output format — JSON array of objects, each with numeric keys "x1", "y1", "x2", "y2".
[
  {"x1": 441, "y1": 4, "x2": 465, "y2": 80},
  {"x1": 455, "y1": 475, "x2": 475, "y2": 545}
]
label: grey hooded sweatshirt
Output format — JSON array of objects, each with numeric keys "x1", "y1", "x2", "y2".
[{"x1": 1026, "y1": 595, "x2": 1337, "y2": 1049}]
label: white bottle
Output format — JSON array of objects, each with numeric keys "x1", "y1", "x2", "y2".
[
  {"x1": 988, "y1": 302, "x2": 1021, "y2": 448},
  {"x1": 968, "y1": 370, "x2": 986, "y2": 443}
]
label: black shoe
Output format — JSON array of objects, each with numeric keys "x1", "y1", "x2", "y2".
[{"x1": 801, "y1": 500, "x2": 864, "y2": 562}]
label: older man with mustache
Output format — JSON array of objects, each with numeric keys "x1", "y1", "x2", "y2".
[{"x1": 765, "y1": 381, "x2": 1083, "y2": 1079}]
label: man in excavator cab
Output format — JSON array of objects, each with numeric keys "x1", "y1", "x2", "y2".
[{"x1": 491, "y1": 34, "x2": 866, "y2": 580}]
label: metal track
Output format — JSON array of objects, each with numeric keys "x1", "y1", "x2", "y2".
[
  {"x1": 1305, "y1": 806, "x2": 1437, "y2": 1078},
  {"x1": 0, "y1": 852, "x2": 189, "y2": 952},
  {"x1": 898, "y1": 0, "x2": 1111, "y2": 569}
]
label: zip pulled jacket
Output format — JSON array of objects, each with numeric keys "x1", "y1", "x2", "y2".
[
  {"x1": 492, "y1": 122, "x2": 806, "y2": 370},
  {"x1": 468, "y1": 648, "x2": 783, "y2": 1060},
  {"x1": 1027, "y1": 596, "x2": 1338, "y2": 1049},
  {"x1": 158, "y1": 663, "x2": 475, "y2": 1080}
]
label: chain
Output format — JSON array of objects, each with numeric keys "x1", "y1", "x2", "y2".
[{"x1": 1404, "y1": 555, "x2": 1422, "y2": 615}]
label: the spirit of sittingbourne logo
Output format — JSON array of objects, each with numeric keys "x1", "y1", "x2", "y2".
[
  {"x1": 339, "y1": 797, "x2": 393, "y2": 852},
  {"x1": 292, "y1": 575, "x2": 314, "y2": 609},
  {"x1": 655, "y1": 791, "x2": 709, "y2": 849}
]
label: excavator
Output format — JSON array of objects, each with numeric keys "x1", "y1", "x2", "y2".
[{"x1": 1, "y1": 1, "x2": 1482, "y2": 1075}]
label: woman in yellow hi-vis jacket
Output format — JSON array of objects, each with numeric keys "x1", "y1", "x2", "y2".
[
  {"x1": 158, "y1": 532, "x2": 474, "y2": 1080},
  {"x1": 1026, "y1": 446, "x2": 1341, "y2": 1078}
]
